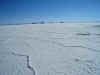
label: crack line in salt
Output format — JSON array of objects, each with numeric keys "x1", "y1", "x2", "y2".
[
  {"x1": 40, "y1": 39, "x2": 100, "y2": 53},
  {"x1": 27, "y1": 37, "x2": 100, "y2": 53},
  {"x1": 11, "y1": 52, "x2": 36, "y2": 75}
]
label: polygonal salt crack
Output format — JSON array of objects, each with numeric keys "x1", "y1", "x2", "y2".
[
  {"x1": 32, "y1": 38, "x2": 100, "y2": 53},
  {"x1": 11, "y1": 52, "x2": 36, "y2": 75},
  {"x1": 41, "y1": 39, "x2": 100, "y2": 53}
]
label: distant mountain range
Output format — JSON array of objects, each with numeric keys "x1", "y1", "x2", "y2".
[{"x1": 1, "y1": 21, "x2": 100, "y2": 25}]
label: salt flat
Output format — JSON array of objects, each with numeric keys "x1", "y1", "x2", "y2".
[{"x1": 0, "y1": 23, "x2": 100, "y2": 75}]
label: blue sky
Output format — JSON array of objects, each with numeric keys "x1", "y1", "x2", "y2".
[{"x1": 0, "y1": 0, "x2": 100, "y2": 24}]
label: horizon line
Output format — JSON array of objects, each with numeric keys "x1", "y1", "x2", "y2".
[{"x1": 1, "y1": 21, "x2": 100, "y2": 25}]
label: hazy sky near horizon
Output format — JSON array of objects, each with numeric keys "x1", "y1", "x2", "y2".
[{"x1": 0, "y1": 0, "x2": 100, "y2": 24}]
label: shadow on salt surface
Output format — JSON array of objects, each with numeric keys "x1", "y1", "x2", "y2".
[
  {"x1": 76, "y1": 32, "x2": 90, "y2": 36},
  {"x1": 92, "y1": 25, "x2": 100, "y2": 28},
  {"x1": 0, "y1": 52, "x2": 33, "y2": 75}
]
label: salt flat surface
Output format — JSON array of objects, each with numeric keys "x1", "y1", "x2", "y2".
[{"x1": 0, "y1": 23, "x2": 100, "y2": 75}]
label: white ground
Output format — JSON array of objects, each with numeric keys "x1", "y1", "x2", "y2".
[{"x1": 0, "y1": 23, "x2": 100, "y2": 75}]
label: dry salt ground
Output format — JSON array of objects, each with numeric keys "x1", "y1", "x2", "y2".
[{"x1": 0, "y1": 23, "x2": 100, "y2": 75}]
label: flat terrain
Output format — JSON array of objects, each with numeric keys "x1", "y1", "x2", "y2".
[{"x1": 0, "y1": 23, "x2": 100, "y2": 75}]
